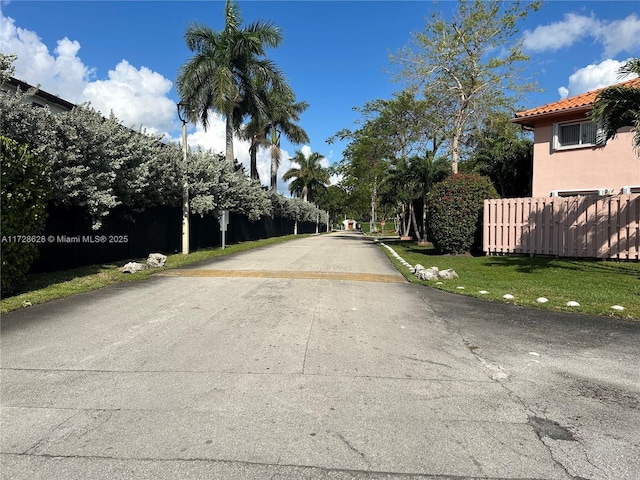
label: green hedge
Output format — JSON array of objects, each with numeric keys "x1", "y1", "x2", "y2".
[
  {"x1": 427, "y1": 173, "x2": 497, "y2": 254},
  {"x1": 1, "y1": 137, "x2": 52, "y2": 296}
]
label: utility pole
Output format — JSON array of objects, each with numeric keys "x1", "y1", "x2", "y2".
[{"x1": 177, "y1": 102, "x2": 190, "y2": 254}]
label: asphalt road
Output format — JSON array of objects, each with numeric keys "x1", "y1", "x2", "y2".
[{"x1": 1, "y1": 231, "x2": 639, "y2": 480}]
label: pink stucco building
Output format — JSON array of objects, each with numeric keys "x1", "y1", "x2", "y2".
[{"x1": 511, "y1": 78, "x2": 640, "y2": 198}]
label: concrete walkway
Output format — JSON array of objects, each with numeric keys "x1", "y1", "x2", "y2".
[{"x1": 2, "y1": 231, "x2": 639, "y2": 479}]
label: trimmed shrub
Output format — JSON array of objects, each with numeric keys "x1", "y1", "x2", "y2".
[
  {"x1": 427, "y1": 173, "x2": 498, "y2": 254},
  {"x1": 1, "y1": 137, "x2": 52, "y2": 296}
]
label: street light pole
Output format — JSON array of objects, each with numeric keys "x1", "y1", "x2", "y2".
[{"x1": 177, "y1": 102, "x2": 190, "y2": 255}]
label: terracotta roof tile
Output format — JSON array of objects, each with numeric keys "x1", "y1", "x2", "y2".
[{"x1": 513, "y1": 77, "x2": 640, "y2": 123}]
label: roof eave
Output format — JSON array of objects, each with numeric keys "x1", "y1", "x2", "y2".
[
  {"x1": 511, "y1": 105, "x2": 593, "y2": 128},
  {"x1": 6, "y1": 77, "x2": 77, "y2": 111}
]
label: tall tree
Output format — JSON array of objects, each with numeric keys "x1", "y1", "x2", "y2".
[
  {"x1": 330, "y1": 91, "x2": 439, "y2": 233},
  {"x1": 282, "y1": 150, "x2": 329, "y2": 202},
  {"x1": 330, "y1": 119, "x2": 394, "y2": 233},
  {"x1": 239, "y1": 82, "x2": 308, "y2": 187},
  {"x1": 464, "y1": 112, "x2": 533, "y2": 197},
  {"x1": 237, "y1": 78, "x2": 270, "y2": 183},
  {"x1": 591, "y1": 58, "x2": 640, "y2": 155},
  {"x1": 391, "y1": 0, "x2": 540, "y2": 173},
  {"x1": 176, "y1": 0, "x2": 284, "y2": 164},
  {"x1": 264, "y1": 86, "x2": 309, "y2": 191}
]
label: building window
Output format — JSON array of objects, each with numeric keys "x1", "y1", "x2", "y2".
[{"x1": 552, "y1": 121, "x2": 604, "y2": 151}]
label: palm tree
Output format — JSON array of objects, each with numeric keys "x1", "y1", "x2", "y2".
[
  {"x1": 238, "y1": 80, "x2": 270, "y2": 182},
  {"x1": 282, "y1": 150, "x2": 329, "y2": 202},
  {"x1": 176, "y1": 0, "x2": 284, "y2": 164},
  {"x1": 264, "y1": 87, "x2": 309, "y2": 191},
  {"x1": 591, "y1": 58, "x2": 640, "y2": 154}
]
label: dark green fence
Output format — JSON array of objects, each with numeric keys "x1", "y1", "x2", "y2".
[{"x1": 30, "y1": 205, "x2": 321, "y2": 273}]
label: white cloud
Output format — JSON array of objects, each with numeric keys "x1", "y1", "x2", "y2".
[
  {"x1": 0, "y1": 13, "x2": 92, "y2": 100},
  {"x1": 523, "y1": 13, "x2": 598, "y2": 53},
  {"x1": 83, "y1": 60, "x2": 175, "y2": 134},
  {"x1": 299, "y1": 145, "x2": 312, "y2": 159},
  {"x1": 523, "y1": 13, "x2": 640, "y2": 58},
  {"x1": 598, "y1": 14, "x2": 640, "y2": 58},
  {"x1": 0, "y1": 10, "x2": 173, "y2": 135},
  {"x1": 558, "y1": 58, "x2": 636, "y2": 98}
]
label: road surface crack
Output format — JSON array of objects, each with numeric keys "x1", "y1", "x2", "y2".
[
  {"x1": 400, "y1": 355, "x2": 452, "y2": 369},
  {"x1": 301, "y1": 303, "x2": 319, "y2": 375},
  {"x1": 333, "y1": 432, "x2": 370, "y2": 467}
]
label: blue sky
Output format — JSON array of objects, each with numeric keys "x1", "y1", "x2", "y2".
[{"x1": 1, "y1": 0, "x2": 639, "y2": 192}]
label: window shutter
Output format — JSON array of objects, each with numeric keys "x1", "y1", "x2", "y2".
[
  {"x1": 595, "y1": 120, "x2": 606, "y2": 146},
  {"x1": 552, "y1": 123, "x2": 559, "y2": 151}
]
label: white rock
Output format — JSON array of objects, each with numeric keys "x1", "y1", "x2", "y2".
[
  {"x1": 438, "y1": 269, "x2": 458, "y2": 280},
  {"x1": 566, "y1": 301, "x2": 580, "y2": 307},
  {"x1": 456, "y1": 286, "x2": 465, "y2": 290},
  {"x1": 503, "y1": 294, "x2": 514, "y2": 300},
  {"x1": 478, "y1": 290, "x2": 489, "y2": 295},
  {"x1": 435, "y1": 282, "x2": 444, "y2": 285},
  {"x1": 529, "y1": 352, "x2": 540, "y2": 356},
  {"x1": 416, "y1": 269, "x2": 439, "y2": 281},
  {"x1": 147, "y1": 253, "x2": 167, "y2": 268},
  {"x1": 611, "y1": 305, "x2": 625, "y2": 311},
  {"x1": 536, "y1": 297, "x2": 549, "y2": 304},
  {"x1": 121, "y1": 262, "x2": 148, "y2": 274}
]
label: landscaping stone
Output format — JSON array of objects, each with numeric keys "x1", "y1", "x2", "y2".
[
  {"x1": 437, "y1": 269, "x2": 458, "y2": 280},
  {"x1": 121, "y1": 262, "x2": 148, "y2": 274},
  {"x1": 147, "y1": 253, "x2": 167, "y2": 268}
]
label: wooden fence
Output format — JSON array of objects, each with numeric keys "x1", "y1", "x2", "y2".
[{"x1": 483, "y1": 194, "x2": 640, "y2": 259}]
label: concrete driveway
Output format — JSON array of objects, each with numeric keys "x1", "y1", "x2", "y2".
[{"x1": 2, "y1": 231, "x2": 639, "y2": 479}]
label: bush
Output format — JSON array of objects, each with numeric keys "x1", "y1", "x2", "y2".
[
  {"x1": 1, "y1": 137, "x2": 52, "y2": 296},
  {"x1": 427, "y1": 173, "x2": 498, "y2": 254}
]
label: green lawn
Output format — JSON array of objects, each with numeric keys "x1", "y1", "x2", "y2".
[
  {"x1": 360, "y1": 221, "x2": 399, "y2": 235},
  {"x1": 381, "y1": 241, "x2": 640, "y2": 320},
  {"x1": 1, "y1": 234, "x2": 314, "y2": 314}
]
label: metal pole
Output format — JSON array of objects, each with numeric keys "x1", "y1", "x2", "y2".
[
  {"x1": 181, "y1": 119, "x2": 189, "y2": 254},
  {"x1": 177, "y1": 102, "x2": 190, "y2": 255}
]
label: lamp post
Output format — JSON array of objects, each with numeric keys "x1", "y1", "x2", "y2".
[{"x1": 177, "y1": 102, "x2": 190, "y2": 255}]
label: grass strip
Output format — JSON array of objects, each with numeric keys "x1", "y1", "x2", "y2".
[
  {"x1": 1, "y1": 234, "x2": 313, "y2": 314},
  {"x1": 381, "y1": 240, "x2": 640, "y2": 320}
]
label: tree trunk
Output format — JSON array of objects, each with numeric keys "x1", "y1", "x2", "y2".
[
  {"x1": 225, "y1": 112, "x2": 234, "y2": 164},
  {"x1": 451, "y1": 103, "x2": 467, "y2": 174},
  {"x1": 370, "y1": 176, "x2": 377, "y2": 233},
  {"x1": 451, "y1": 128, "x2": 460, "y2": 174},
  {"x1": 402, "y1": 203, "x2": 411, "y2": 237},
  {"x1": 421, "y1": 194, "x2": 428, "y2": 242},
  {"x1": 270, "y1": 130, "x2": 280, "y2": 191},
  {"x1": 410, "y1": 202, "x2": 420, "y2": 241},
  {"x1": 249, "y1": 136, "x2": 260, "y2": 182}
]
